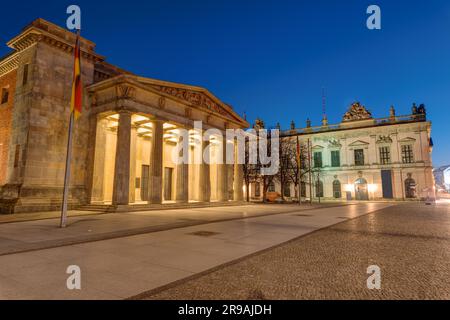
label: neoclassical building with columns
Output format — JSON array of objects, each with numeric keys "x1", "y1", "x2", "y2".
[
  {"x1": 0, "y1": 19, "x2": 248, "y2": 213},
  {"x1": 257, "y1": 102, "x2": 434, "y2": 202}
]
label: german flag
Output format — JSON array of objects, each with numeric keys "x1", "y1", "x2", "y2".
[{"x1": 70, "y1": 31, "x2": 82, "y2": 119}]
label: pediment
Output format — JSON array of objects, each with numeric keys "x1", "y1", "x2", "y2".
[
  {"x1": 312, "y1": 145, "x2": 324, "y2": 150},
  {"x1": 342, "y1": 102, "x2": 373, "y2": 122},
  {"x1": 137, "y1": 78, "x2": 245, "y2": 124},
  {"x1": 348, "y1": 140, "x2": 369, "y2": 147},
  {"x1": 398, "y1": 137, "x2": 416, "y2": 143}
]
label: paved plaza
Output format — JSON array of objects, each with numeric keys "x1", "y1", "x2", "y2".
[
  {"x1": 0, "y1": 202, "x2": 393, "y2": 299},
  {"x1": 139, "y1": 202, "x2": 450, "y2": 300}
]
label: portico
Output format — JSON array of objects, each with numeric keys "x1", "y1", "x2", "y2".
[{"x1": 87, "y1": 75, "x2": 248, "y2": 207}]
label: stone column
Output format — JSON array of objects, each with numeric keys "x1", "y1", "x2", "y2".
[
  {"x1": 217, "y1": 136, "x2": 228, "y2": 201},
  {"x1": 340, "y1": 138, "x2": 347, "y2": 166},
  {"x1": 198, "y1": 137, "x2": 211, "y2": 202},
  {"x1": 129, "y1": 125, "x2": 137, "y2": 203},
  {"x1": 148, "y1": 119, "x2": 164, "y2": 204},
  {"x1": 175, "y1": 131, "x2": 189, "y2": 203},
  {"x1": 112, "y1": 110, "x2": 132, "y2": 206},
  {"x1": 91, "y1": 116, "x2": 108, "y2": 202},
  {"x1": 391, "y1": 133, "x2": 400, "y2": 164},
  {"x1": 233, "y1": 139, "x2": 244, "y2": 201}
]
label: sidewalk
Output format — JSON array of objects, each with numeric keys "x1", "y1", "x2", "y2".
[
  {"x1": 0, "y1": 202, "x2": 393, "y2": 299},
  {"x1": 0, "y1": 203, "x2": 340, "y2": 255}
]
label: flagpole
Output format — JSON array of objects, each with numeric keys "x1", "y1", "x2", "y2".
[
  {"x1": 60, "y1": 29, "x2": 80, "y2": 228},
  {"x1": 60, "y1": 111, "x2": 74, "y2": 228}
]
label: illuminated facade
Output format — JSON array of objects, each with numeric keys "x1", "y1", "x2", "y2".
[
  {"x1": 0, "y1": 19, "x2": 248, "y2": 213},
  {"x1": 257, "y1": 102, "x2": 434, "y2": 201}
]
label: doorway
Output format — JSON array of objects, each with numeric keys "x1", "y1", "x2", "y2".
[
  {"x1": 164, "y1": 167, "x2": 173, "y2": 201},
  {"x1": 355, "y1": 178, "x2": 369, "y2": 200}
]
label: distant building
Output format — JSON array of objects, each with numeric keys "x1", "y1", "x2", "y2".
[
  {"x1": 251, "y1": 102, "x2": 434, "y2": 201},
  {"x1": 434, "y1": 165, "x2": 450, "y2": 192}
]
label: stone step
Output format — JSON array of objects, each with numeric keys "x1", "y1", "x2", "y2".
[{"x1": 77, "y1": 201, "x2": 248, "y2": 213}]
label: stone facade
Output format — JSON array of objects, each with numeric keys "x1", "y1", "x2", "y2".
[
  {"x1": 0, "y1": 69, "x2": 16, "y2": 186},
  {"x1": 0, "y1": 19, "x2": 248, "y2": 213},
  {"x1": 251, "y1": 102, "x2": 435, "y2": 201}
]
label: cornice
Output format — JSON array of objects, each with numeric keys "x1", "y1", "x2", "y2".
[
  {"x1": 7, "y1": 27, "x2": 104, "y2": 63},
  {"x1": 0, "y1": 52, "x2": 20, "y2": 77}
]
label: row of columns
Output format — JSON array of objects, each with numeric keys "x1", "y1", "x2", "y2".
[{"x1": 110, "y1": 111, "x2": 244, "y2": 206}]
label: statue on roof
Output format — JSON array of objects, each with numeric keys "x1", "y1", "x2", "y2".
[{"x1": 342, "y1": 102, "x2": 373, "y2": 122}]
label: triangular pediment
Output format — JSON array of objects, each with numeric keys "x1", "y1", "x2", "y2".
[
  {"x1": 398, "y1": 137, "x2": 416, "y2": 143},
  {"x1": 348, "y1": 140, "x2": 369, "y2": 147},
  {"x1": 136, "y1": 77, "x2": 245, "y2": 124}
]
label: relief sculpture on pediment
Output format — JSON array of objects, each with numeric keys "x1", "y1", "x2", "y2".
[{"x1": 151, "y1": 85, "x2": 230, "y2": 118}]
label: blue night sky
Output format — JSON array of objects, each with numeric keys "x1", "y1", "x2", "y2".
[{"x1": 0, "y1": 0, "x2": 449, "y2": 166}]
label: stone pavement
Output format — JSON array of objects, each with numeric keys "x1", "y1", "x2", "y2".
[
  {"x1": 140, "y1": 202, "x2": 450, "y2": 300},
  {"x1": 0, "y1": 202, "x2": 391, "y2": 299},
  {"x1": 0, "y1": 203, "x2": 337, "y2": 255}
]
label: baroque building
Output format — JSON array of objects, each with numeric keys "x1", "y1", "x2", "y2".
[
  {"x1": 0, "y1": 19, "x2": 248, "y2": 213},
  {"x1": 252, "y1": 102, "x2": 434, "y2": 201}
]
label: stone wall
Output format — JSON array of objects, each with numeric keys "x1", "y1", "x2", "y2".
[{"x1": 0, "y1": 69, "x2": 16, "y2": 186}]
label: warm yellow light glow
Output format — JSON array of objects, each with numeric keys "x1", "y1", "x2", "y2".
[
  {"x1": 344, "y1": 184, "x2": 353, "y2": 192},
  {"x1": 163, "y1": 123, "x2": 176, "y2": 129},
  {"x1": 133, "y1": 115, "x2": 149, "y2": 122},
  {"x1": 368, "y1": 184, "x2": 378, "y2": 192}
]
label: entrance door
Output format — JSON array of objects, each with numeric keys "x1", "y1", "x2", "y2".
[
  {"x1": 164, "y1": 167, "x2": 173, "y2": 201},
  {"x1": 355, "y1": 178, "x2": 369, "y2": 200},
  {"x1": 140, "y1": 165, "x2": 149, "y2": 201},
  {"x1": 381, "y1": 170, "x2": 393, "y2": 199}
]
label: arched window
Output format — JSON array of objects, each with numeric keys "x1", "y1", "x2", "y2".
[
  {"x1": 315, "y1": 180, "x2": 323, "y2": 198},
  {"x1": 405, "y1": 177, "x2": 416, "y2": 198},
  {"x1": 333, "y1": 180, "x2": 341, "y2": 198},
  {"x1": 283, "y1": 183, "x2": 291, "y2": 197},
  {"x1": 300, "y1": 181, "x2": 306, "y2": 197}
]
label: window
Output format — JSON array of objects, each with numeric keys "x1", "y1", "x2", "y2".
[
  {"x1": 333, "y1": 180, "x2": 341, "y2": 198},
  {"x1": 379, "y1": 146, "x2": 391, "y2": 165},
  {"x1": 354, "y1": 149, "x2": 365, "y2": 166},
  {"x1": 1, "y1": 87, "x2": 9, "y2": 104},
  {"x1": 401, "y1": 145, "x2": 414, "y2": 164},
  {"x1": 22, "y1": 64, "x2": 29, "y2": 86},
  {"x1": 283, "y1": 183, "x2": 291, "y2": 197},
  {"x1": 300, "y1": 181, "x2": 306, "y2": 197},
  {"x1": 313, "y1": 151, "x2": 322, "y2": 168},
  {"x1": 268, "y1": 181, "x2": 275, "y2": 192},
  {"x1": 331, "y1": 150, "x2": 340, "y2": 167},
  {"x1": 254, "y1": 183, "x2": 260, "y2": 197},
  {"x1": 315, "y1": 180, "x2": 323, "y2": 198}
]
